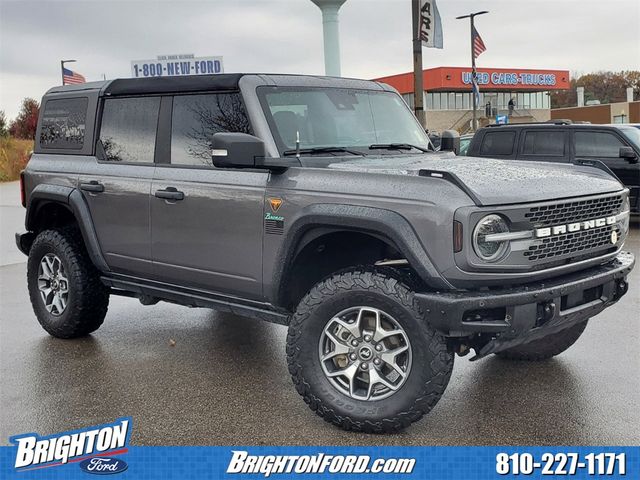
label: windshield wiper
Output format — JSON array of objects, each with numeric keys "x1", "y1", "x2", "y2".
[
  {"x1": 369, "y1": 143, "x2": 428, "y2": 153},
  {"x1": 283, "y1": 146, "x2": 362, "y2": 156}
]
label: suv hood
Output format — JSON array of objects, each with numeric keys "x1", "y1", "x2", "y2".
[{"x1": 326, "y1": 153, "x2": 624, "y2": 206}]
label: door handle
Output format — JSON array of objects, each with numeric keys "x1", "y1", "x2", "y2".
[
  {"x1": 80, "y1": 181, "x2": 104, "y2": 193},
  {"x1": 155, "y1": 187, "x2": 184, "y2": 201}
]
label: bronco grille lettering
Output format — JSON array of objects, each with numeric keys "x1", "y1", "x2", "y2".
[{"x1": 535, "y1": 216, "x2": 616, "y2": 238}]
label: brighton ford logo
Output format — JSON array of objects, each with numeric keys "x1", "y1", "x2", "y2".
[
  {"x1": 79, "y1": 457, "x2": 128, "y2": 475},
  {"x1": 10, "y1": 417, "x2": 131, "y2": 472}
]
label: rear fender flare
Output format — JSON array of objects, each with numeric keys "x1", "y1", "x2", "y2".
[{"x1": 26, "y1": 184, "x2": 110, "y2": 272}]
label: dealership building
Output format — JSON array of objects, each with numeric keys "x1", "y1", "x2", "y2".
[{"x1": 375, "y1": 67, "x2": 571, "y2": 133}]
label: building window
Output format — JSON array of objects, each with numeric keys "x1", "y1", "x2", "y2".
[
  {"x1": 39, "y1": 97, "x2": 88, "y2": 150},
  {"x1": 425, "y1": 93, "x2": 432, "y2": 110},
  {"x1": 98, "y1": 97, "x2": 160, "y2": 163},
  {"x1": 454, "y1": 93, "x2": 463, "y2": 109},
  {"x1": 440, "y1": 93, "x2": 448, "y2": 110},
  {"x1": 433, "y1": 93, "x2": 441, "y2": 110}
]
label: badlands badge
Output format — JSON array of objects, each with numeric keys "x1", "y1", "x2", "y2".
[
  {"x1": 269, "y1": 197, "x2": 283, "y2": 212},
  {"x1": 11, "y1": 417, "x2": 131, "y2": 473}
]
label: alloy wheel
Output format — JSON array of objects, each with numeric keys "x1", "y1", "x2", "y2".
[
  {"x1": 318, "y1": 306, "x2": 412, "y2": 401},
  {"x1": 37, "y1": 253, "x2": 69, "y2": 316}
]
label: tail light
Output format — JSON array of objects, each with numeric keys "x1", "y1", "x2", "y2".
[{"x1": 20, "y1": 171, "x2": 26, "y2": 208}]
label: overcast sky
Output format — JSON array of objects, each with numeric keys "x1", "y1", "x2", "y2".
[{"x1": 1, "y1": 0, "x2": 639, "y2": 120}]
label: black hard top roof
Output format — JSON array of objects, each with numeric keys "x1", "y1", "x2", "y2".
[
  {"x1": 44, "y1": 73, "x2": 389, "y2": 97},
  {"x1": 105, "y1": 73, "x2": 244, "y2": 95},
  {"x1": 44, "y1": 73, "x2": 245, "y2": 96}
]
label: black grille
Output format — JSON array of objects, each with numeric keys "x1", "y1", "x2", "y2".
[
  {"x1": 524, "y1": 225, "x2": 619, "y2": 261},
  {"x1": 525, "y1": 195, "x2": 623, "y2": 227}
]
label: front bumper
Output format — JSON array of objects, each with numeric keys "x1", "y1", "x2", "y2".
[{"x1": 415, "y1": 251, "x2": 635, "y2": 359}]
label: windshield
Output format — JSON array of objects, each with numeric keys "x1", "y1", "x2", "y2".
[
  {"x1": 617, "y1": 126, "x2": 640, "y2": 150},
  {"x1": 258, "y1": 86, "x2": 430, "y2": 155}
]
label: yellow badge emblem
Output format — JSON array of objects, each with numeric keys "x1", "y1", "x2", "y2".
[{"x1": 269, "y1": 198, "x2": 283, "y2": 212}]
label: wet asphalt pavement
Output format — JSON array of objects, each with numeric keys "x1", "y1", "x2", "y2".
[{"x1": 1, "y1": 181, "x2": 639, "y2": 446}]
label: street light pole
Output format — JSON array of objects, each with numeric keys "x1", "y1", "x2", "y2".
[
  {"x1": 456, "y1": 11, "x2": 488, "y2": 132},
  {"x1": 60, "y1": 59, "x2": 76, "y2": 86}
]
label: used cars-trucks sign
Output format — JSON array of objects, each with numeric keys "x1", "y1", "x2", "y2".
[{"x1": 131, "y1": 54, "x2": 224, "y2": 78}]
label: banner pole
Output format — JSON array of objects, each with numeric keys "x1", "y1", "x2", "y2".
[
  {"x1": 412, "y1": 0, "x2": 426, "y2": 129},
  {"x1": 470, "y1": 15, "x2": 477, "y2": 132}
]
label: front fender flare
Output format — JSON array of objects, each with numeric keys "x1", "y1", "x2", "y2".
[{"x1": 271, "y1": 204, "x2": 452, "y2": 305}]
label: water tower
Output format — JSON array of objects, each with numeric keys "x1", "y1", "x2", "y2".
[{"x1": 310, "y1": 0, "x2": 348, "y2": 76}]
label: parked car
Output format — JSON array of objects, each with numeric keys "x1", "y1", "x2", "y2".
[
  {"x1": 466, "y1": 121, "x2": 640, "y2": 213},
  {"x1": 16, "y1": 75, "x2": 634, "y2": 433}
]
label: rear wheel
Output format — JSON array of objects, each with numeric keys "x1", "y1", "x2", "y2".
[
  {"x1": 286, "y1": 268, "x2": 453, "y2": 433},
  {"x1": 27, "y1": 227, "x2": 109, "y2": 338},
  {"x1": 495, "y1": 321, "x2": 588, "y2": 361}
]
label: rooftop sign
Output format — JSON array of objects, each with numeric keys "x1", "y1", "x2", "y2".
[{"x1": 131, "y1": 55, "x2": 224, "y2": 78}]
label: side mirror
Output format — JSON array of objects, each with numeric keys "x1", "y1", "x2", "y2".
[
  {"x1": 211, "y1": 133, "x2": 266, "y2": 168},
  {"x1": 440, "y1": 130, "x2": 460, "y2": 154},
  {"x1": 619, "y1": 146, "x2": 638, "y2": 163}
]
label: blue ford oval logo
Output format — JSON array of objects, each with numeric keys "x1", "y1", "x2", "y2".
[{"x1": 79, "y1": 457, "x2": 128, "y2": 475}]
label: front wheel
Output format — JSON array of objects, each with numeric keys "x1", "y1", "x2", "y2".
[{"x1": 286, "y1": 268, "x2": 453, "y2": 433}]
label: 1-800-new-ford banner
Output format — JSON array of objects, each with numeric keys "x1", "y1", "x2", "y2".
[{"x1": 131, "y1": 55, "x2": 224, "y2": 77}]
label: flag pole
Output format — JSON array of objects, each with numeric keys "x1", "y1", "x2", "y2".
[
  {"x1": 411, "y1": 0, "x2": 426, "y2": 129},
  {"x1": 60, "y1": 59, "x2": 76, "y2": 86},
  {"x1": 456, "y1": 11, "x2": 488, "y2": 132},
  {"x1": 470, "y1": 15, "x2": 477, "y2": 132}
]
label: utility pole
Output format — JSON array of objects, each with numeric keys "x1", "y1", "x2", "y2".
[
  {"x1": 456, "y1": 11, "x2": 488, "y2": 132},
  {"x1": 60, "y1": 59, "x2": 76, "y2": 86},
  {"x1": 411, "y1": 0, "x2": 426, "y2": 129}
]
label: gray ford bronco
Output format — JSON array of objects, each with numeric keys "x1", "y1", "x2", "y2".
[{"x1": 17, "y1": 74, "x2": 635, "y2": 433}]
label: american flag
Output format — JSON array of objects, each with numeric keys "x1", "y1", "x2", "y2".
[
  {"x1": 63, "y1": 67, "x2": 86, "y2": 85},
  {"x1": 472, "y1": 26, "x2": 487, "y2": 58}
]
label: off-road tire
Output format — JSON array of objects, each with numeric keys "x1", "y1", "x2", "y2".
[
  {"x1": 27, "y1": 227, "x2": 109, "y2": 338},
  {"x1": 495, "y1": 320, "x2": 588, "y2": 361},
  {"x1": 286, "y1": 268, "x2": 453, "y2": 433}
]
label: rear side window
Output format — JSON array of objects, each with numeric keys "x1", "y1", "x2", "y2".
[
  {"x1": 522, "y1": 131, "x2": 565, "y2": 156},
  {"x1": 98, "y1": 97, "x2": 160, "y2": 163},
  {"x1": 575, "y1": 131, "x2": 625, "y2": 157},
  {"x1": 170, "y1": 93, "x2": 251, "y2": 166},
  {"x1": 480, "y1": 131, "x2": 516, "y2": 155},
  {"x1": 39, "y1": 97, "x2": 88, "y2": 150}
]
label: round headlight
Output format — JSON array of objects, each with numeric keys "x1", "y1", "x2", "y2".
[{"x1": 473, "y1": 214, "x2": 510, "y2": 262}]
